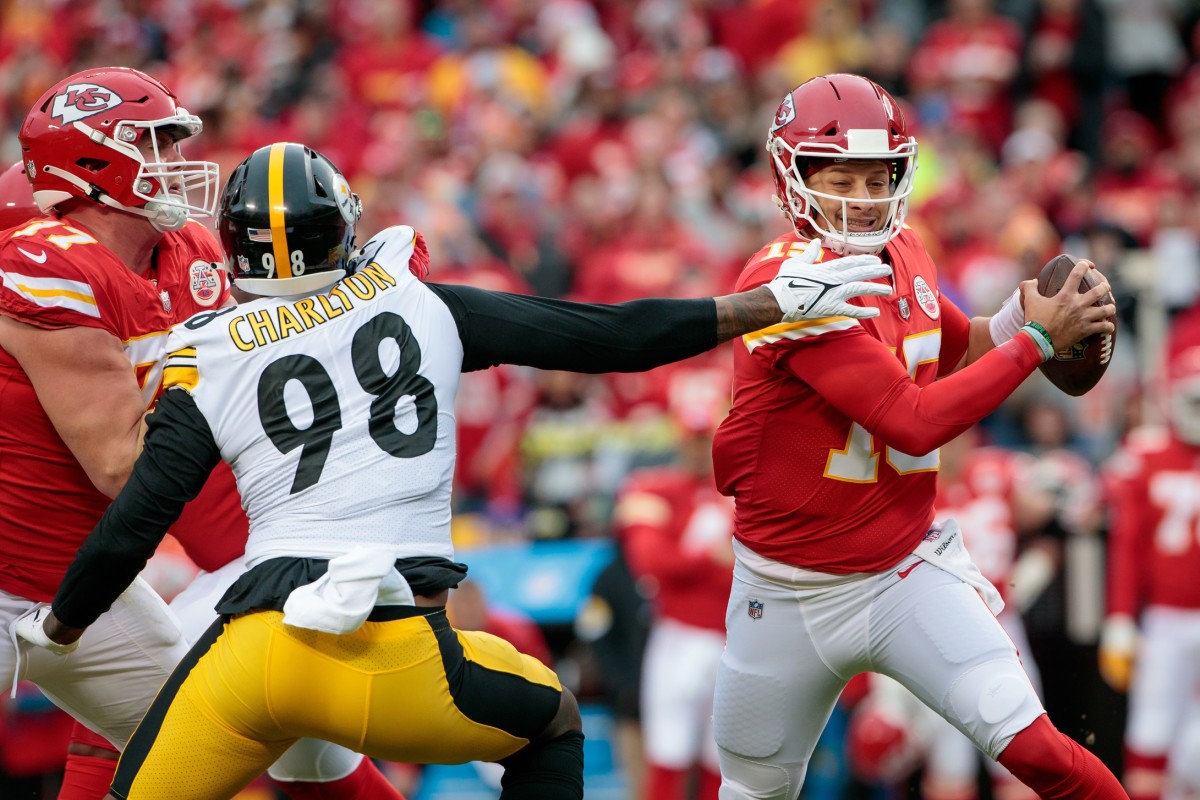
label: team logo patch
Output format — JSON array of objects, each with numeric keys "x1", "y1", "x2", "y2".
[
  {"x1": 1053, "y1": 340, "x2": 1087, "y2": 361},
  {"x1": 897, "y1": 297, "x2": 910, "y2": 320},
  {"x1": 50, "y1": 83, "x2": 124, "y2": 125},
  {"x1": 770, "y1": 93, "x2": 795, "y2": 133},
  {"x1": 913, "y1": 276, "x2": 938, "y2": 319},
  {"x1": 189, "y1": 260, "x2": 220, "y2": 306},
  {"x1": 333, "y1": 174, "x2": 358, "y2": 225},
  {"x1": 747, "y1": 599, "x2": 764, "y2": 620}
]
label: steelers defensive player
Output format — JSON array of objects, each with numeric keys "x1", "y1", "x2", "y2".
[{"x1": 22, "y1": 142, "x2": 891, "y2": 800}]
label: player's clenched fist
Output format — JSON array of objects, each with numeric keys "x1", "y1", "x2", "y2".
[{"x1": 766, "y1": 239, "x2": 893, "y2": 322}]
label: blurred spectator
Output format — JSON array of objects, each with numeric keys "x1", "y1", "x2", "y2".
[
  {"x1": 337, "y1": 0, "x2": 442, "y2": 111},
  {"x1": 772, "y1": 0, "x2": 870, "y2": 88},
  {"x1": 518, "y1": 370, "x2": 616, "y2": 539},
  {"x1": 908, "y1": 0, "x2": 1024, "y2": 154},
  {"x1": 1098, "y1": 0, "x2": 1188, "y2": 131},
  {"x1": 1014, "y1": 0, "x2": 1108, "y2": 162}
]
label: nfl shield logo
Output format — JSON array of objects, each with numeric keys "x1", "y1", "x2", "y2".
[
  {"x1": 898, "y1": 297, "x2": 910, "y2": 320},
  {"x1": 747, "y1": 599, "x2": 764, "y2": 620}
]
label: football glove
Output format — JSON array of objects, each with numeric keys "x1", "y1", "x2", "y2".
[
  {"x1": 766, "y1": 239, "x2": 892, "y2": 322},
  {"x1": 1098, "y1": 614, "x2": 1137, "y2": 692},
  {"x1": 14, "y1": 604, "x2": 79, "y2": 655}
]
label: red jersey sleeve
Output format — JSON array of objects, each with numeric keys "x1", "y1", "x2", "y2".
[
  {"x1": 766, "y1": 328, "x2": 1041, "y2": 456},
  {"x1": 0, "y1": 221, "x2": 120, "y2": 332}
]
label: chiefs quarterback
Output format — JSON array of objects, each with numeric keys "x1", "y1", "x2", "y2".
[{"x1": 710, "y1": 73, "x2": 1123, "y2": 800}]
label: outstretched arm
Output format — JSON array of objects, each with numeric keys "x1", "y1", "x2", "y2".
[{"x1": 429, "y1": 248, "x2": 892, "y2": 373}]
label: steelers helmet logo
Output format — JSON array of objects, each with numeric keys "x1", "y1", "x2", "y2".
[{"x1": 333, "y1": 173, "x2": 359, "y2": 225}]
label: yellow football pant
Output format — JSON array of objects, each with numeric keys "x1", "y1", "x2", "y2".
[{"x1": 111, "y1": 609, "x2": 562, "y2": 800}]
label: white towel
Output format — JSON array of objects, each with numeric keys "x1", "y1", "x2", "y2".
[
  {"x1": 913, "y1": 519, "x2": 1005, "y2": 616},
  {"x1": 282, "y1": 547, "x2": 416, "y2": 634}
]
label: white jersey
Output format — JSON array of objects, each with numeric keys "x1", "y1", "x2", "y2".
[{"x1": 162, "y1": 226, "x2": 462, "y2": 566}]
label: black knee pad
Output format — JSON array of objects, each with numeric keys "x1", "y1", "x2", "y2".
[{"x1": 498, "y1": 730, "x2": 585, "y2": 800}]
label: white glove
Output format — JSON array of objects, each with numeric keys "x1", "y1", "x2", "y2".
[
  {"x1": 14, "y1": 604, "x2": 79, "y2": 655},
  {"x1": 766, "y1": 239, "x2": 893, "y2": 322}
]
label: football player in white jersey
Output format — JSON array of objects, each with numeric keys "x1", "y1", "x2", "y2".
[{"x1": 21, "y1": 142, "x2": 894, "y2": 800}]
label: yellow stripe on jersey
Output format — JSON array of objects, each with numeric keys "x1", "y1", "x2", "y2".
[
  {"x1": 742, "y1": 315, "x2": 858, "y2": 352},
  {"x1": 0, "y1": 270, "x2": 100, "y2": 318},
  {"x1": 162, "y1": 347, "x2": 200, "y2": 392},
  {"x1": 268, "y1": 143, "x2": 291, "y2": 280}
]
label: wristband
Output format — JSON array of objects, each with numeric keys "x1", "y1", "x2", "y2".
[
  {"x1": 988, "y1": 288, "x2": 1024, "y2": 345},
  {"x1": 1020, "y1": 322, "x2": 1055, "y2": 362}
]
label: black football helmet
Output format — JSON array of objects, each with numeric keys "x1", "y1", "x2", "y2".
[{"x1": 217, "y1": 142, "x2": 361, "y2": 296}]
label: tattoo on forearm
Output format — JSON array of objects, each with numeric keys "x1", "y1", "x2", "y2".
[{"x1": 714, "y1": 287, "x2": 782, "y2": 343}]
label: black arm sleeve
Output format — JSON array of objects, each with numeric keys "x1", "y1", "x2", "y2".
[
  {"x1": 426, "y1": 283, "x2": 719, "y2": 373},
  {"x1": 53, "y1": 389, "x2": 222, "y2": 629}
]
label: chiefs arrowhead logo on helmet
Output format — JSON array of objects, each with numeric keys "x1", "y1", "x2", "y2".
[
  {"x1": 50, "y1": 83, "x2": 124, "y2": 125},
  {"x1": 770, "y1": 93, "x2": 796, "y2": 134}
]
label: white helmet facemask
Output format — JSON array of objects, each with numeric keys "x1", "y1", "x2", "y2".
[
  {"x1": 45, "y1": 112, "x2": 220, "y2": 232},
  {"x1": 768, "y1": 130, "x2": 917, "y2": 256}
]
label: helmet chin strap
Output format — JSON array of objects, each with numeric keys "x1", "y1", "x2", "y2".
[{"x1": 41, "y1": 165, "x2": 187, "y2": 232}]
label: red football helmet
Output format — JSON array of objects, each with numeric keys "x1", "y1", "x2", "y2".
[
  {"x1": 767, "y1": 73, "x2": 917, "y2": 255},
  {"x1": 18, "y1": 66, "x2": 218, "y2": 231},
  {"x1": 0, "y1": 161, "x2": 38, "y2": 230}
]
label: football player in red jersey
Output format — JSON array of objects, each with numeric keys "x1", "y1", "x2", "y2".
[
  {"x1": 710, "y1": 73, "x2": 1124, "y2": 800},
  {"x1": 0, "y1": 68, "x2": 404, "y2": 800},
  {"x1": 616, "y1": 367, "x2": 735, "y2": 800},
  {"x1": 1099, "y1": 329, "x2": 1200, "y2": 800}
]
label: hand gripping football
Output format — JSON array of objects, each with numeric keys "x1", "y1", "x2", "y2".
[{"x1": 1035, "y1": 254, "x2": 1116, "y2": 396}]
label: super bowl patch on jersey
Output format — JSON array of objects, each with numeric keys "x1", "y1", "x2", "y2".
[
  {"x1": 913, "y1": 276, "x2": 938, "y2": 319},
  {"x1": 189, "y1": 260, "x2": 221, "y2": 306}
]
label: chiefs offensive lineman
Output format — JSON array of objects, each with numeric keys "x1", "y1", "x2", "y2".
[
  {"x1": 710, "y1": 73, "x2": 1123, "y2": 799},
  {"x1": 0, "y1": 68, "x2": 403, "y2": 800},
  {"x1": 1100, "y1": 319, "x2": 1200, "y2": 800}
]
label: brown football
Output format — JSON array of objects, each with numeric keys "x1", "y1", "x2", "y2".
[{"x1": 1034, "y1": 253, "x2": 1116, "y2": 397}]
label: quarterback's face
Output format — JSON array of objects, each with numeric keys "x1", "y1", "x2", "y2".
[{"x1": 805, "y1": 160, "x2": 892, "y2": 233}]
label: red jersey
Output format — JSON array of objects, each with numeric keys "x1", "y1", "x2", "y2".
[
  {"x1": 617, "y1": 468, "x2": 734, "y2": 631},
  {"x1": 0, "y1": 215, "x2": 239, "y2": 600},
  {"x1": 713, "y1": 230, "x2": 1042, "y2": 573},
  {"x1": 1104, "y1": 427, "x2": 1200, "y2": 616},
  {"x1": 933, "y1": 447, "x2": 1027, "y2": 599}
]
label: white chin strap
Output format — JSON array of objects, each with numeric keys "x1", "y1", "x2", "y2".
[{"x1": 41, "y1": 165, "x2": 189, "y2": 232}]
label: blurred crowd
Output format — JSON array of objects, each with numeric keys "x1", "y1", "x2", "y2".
[{"x1": 3, "y1": 0, "x2": 1200, "y2": 797}]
